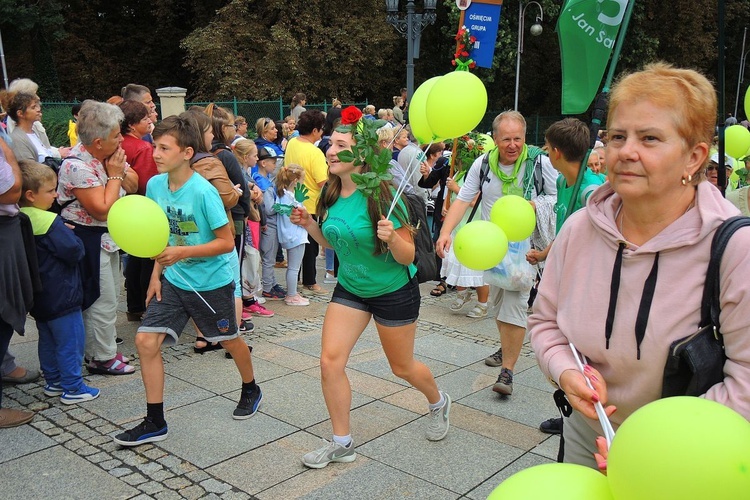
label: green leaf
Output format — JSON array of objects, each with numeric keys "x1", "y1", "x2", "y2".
[
  {"x1": 378, "y1": 148, "x2": 392, "y2": 166},
  {"x1": 338, "y1": 150, "x2": 355, "y2": 163}
]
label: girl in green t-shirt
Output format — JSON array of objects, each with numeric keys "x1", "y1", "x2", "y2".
[{"x1": 291, "y1": 125, "x2": 451, "y2": 469}]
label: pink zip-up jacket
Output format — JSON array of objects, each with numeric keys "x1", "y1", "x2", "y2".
[{"x1": 530, "y1": 181, "x2": 750, "y2": 432}]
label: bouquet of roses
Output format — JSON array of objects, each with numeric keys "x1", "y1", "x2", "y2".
[{"x1": 452, "y1": 26, "x2": 477, "y2": 71}]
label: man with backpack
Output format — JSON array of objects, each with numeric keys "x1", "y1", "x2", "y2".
[{"x1": 435, "y1": 111, "x2": 557, "y2": 397}]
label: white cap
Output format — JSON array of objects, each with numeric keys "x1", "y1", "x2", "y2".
[{"x1": 710, "y1": 152, "x2": 734, "y2": 169}]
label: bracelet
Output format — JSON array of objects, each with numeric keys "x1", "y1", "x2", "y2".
[{"x1": 107, "y1": 176, "x2": 124, "y2": 182}]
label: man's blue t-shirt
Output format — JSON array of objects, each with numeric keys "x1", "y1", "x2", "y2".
[{"x1": 146, "y1": 172, "x2": 233, "y2": 291}]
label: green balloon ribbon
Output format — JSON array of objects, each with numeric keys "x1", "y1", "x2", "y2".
[{"x1": 454, "y1": 58, "x2": 474, "y2": 72}]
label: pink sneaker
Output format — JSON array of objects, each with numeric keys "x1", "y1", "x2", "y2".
[
  {"x1": 241, "y1": 309, "x2": 253, "y2": 321},
  {"x1": 284, "y1": 294, "x2": 310, "y2": 306},
  {"x1": 246, "y1": 302, "x2": 275, "y2": 318}
]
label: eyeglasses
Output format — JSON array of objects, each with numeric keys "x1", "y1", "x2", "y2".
[{"x1": 706, "y1": 165, "x2": 732, "y2": 171}]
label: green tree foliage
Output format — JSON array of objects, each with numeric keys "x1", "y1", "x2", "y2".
[
  {"x1": 181, "y1": 0, "x2": 403, "y2": 103},
  {"x1": 1, "y1": 0, "x2": 749, "y2": 120}
]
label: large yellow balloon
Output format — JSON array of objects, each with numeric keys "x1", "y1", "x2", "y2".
[
  {"x1": 108, "y1": 195, "x2": 169, "y2": 258},
  {"x1": 608, "y1": 397, "x2": 750, "y2": 500},
  {"x1": 409, "y1": 76, "x2": 443, "y2": 144},
  {"x1": 453, "y1": 220, "x2": 508, "y2": 271},
  {"x1": 490, "y1": 195, "x2": 536, "y2": 242},
  {"x1": 425, "y1": 71, "x2": 488, "y2": 139},
  {"x1": 487, "y1": 463, "x2": 613, "y2": 500},
  {"x1": 725, "y1": 125, "x2": 750, "y2": 159},
  {"x1": 745, "y1": 87, "x2": 750, "y2": 123}
]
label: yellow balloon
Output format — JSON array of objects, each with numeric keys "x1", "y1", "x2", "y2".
[
  {"x1": 725, "y1": 125, "x2": 750, "y2": 159},
  {"x1": 490, "y1": 195, "x2": 536, "y2": 242},
  {"x1": 488, "y1": 463, "x2": 613, "y2": 500},
  {"x1": 425, "y1": 71, "x2": 488, "y2": 139},
  {"x1": 453, "y1": 221, "x2": 508, "y2": 271},
  {"x1": 108, "y1": 195, "x2": 170, "y2": 258},
  {"x1": 608, "y1": 397, "x2": 750, "y2": 500},
  {"x1": 409, "y1": 76, "x2": 443, "y2": 144}
]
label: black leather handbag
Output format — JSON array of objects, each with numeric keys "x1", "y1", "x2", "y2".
[{"x1": 661, "y1": 216, "x2": 750, "y2": 397}]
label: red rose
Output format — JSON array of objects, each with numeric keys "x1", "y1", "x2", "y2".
[{"x1": 340, "y1": 106, "x2": 363, "y2": 126}]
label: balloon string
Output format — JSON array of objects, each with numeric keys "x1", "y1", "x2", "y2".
[
  {"x1": 386, "y1": 141, "x2": 432, "y2": 220},
  {"x1": 171, "y1": 268, "x2": 217, "y2": 314}
]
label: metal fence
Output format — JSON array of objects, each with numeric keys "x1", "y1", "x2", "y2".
[{"x1": 39, "y1": 98, "x2": 560, "y2": 149}]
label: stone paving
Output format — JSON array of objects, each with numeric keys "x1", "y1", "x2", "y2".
[{"x1": 1, "y1": 263, "x2": 560, "y2": 499}]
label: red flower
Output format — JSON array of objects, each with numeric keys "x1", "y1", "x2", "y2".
[
  {"x1": 469, "y1": 62, "x2": 476, "y2": 69},
  {"x1": 451, "y1": 60, "x2": 457, "y2": 66},
  {"x1": 341, "y1": 106, "x2": 363, "y2": 125},
  {"x1": 461, "y1": 51, "x2": 469, "y2": 57},
  {"x1": 470, "y1": 36, "x2": 476, "y2": 43}
]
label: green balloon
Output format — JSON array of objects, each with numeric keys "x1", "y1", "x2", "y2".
[
  {"x1": 487, "y1": 463, "x2": 613, "y2": 500},
  {"x1": 608, "y1": 397, "x2": 750, "y2": 500},
  {"x1": 425, "y1": 71, "x2": 487, "y2": 139},
  {"x1": 409, "y1": 76, "x2": 442, "y2": 144},
  {"x1": 725, "y1": 125, "x2": 750, "y2": 159},
  {"x1": 453, "y1": 220, "x2": 508, "y2": 271},
  {"x1": 489, "y1": 195, "x2": 536, "y2": 242},
  {"x1": 745, "y1": 86, "x2": 750, "y2": 123},
  {"x1": 108, "y1": 195, "x2": 170, "y2": 258}
]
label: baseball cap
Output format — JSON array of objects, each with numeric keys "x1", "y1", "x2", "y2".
[
  {"x1": 710, "y1": 152, "x2": 734, "y2": 168},
  {"x1": 258, "y1": 146, "x2": 283, "y2": 162}
]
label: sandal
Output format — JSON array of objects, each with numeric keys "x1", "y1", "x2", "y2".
[
  {"x1": 194, "y1": 337, "x2": 223, "y2": 354},
  {"x1": 225, "y1": 344, "x2": 254, "y2": 359},
  {"x1": 87, "y1": 358, "x2": 135, "y2": 375},
  {"x1": 430, "y1": 280, "x2": 448, "y2": 297}
]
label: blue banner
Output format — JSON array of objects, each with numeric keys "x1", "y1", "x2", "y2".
[{"x1": 465, "y1": 2, "x2": 503, "y2": 68}]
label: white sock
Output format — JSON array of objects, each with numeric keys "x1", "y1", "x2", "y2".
[
  {"x1": 477, "y1": 301, "x2": 488, "y2": 307},
  {"x1": 428, "y1": 391, "x2": 445, "y2": 411},
  {"x1": 333, "y1": 434, "x2": 352, "y2": 447}
]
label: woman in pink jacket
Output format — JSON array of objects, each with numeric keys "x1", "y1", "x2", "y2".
[{"x1": 529, "y1": 62, "x2": 750, "y2": 469}]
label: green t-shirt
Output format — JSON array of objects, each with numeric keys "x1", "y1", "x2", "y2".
[
  {"x1": 321, "y1": 190, "x2": 416, "y2": 298},
  {"x1": 555, "y1": 169, "x2": 604, "y2": 234}
]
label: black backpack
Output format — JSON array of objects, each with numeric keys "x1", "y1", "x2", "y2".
[{"x1": 403, "y1": 192, "x2": 438, "y2": 283}]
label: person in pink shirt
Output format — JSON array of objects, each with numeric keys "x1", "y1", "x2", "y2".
[{"x1": 529, "y1": 63, "x2": 750, "y2": 470}]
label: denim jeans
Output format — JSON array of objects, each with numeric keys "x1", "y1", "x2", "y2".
[{"x1": 37, "y1": 309, "x2": 86, "y2": 392}]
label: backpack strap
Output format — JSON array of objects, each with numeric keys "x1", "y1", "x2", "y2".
[
  {"x1": 701, "y1": 216, "x2": 750, "y2": 336},
  {"x1": 467, "y1": 154, "x2": 490, "y2": 223}
]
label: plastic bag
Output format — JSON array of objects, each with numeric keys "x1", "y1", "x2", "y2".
[{"x1": 483, "y1": 239, "x2": 536, "y2": 291}]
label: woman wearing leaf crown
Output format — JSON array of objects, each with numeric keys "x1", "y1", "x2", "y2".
[{"x1": 291, "y1": 107, "x2": 452, "y2": 469}]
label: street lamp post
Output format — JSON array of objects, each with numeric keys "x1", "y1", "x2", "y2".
[
  {"x1": 385, "y1": 0, "x2": 438, "y2": 104},
  {"x1": 514, "y1": 1, "x2": 544, "y2": 111},
  {"x1": 734, "y1": 27, "x2": 748, "y2": 119}
]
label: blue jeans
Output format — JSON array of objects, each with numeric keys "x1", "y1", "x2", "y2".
[{"x1": 37, "y1": 310, "x2": 86, "y2": 392}]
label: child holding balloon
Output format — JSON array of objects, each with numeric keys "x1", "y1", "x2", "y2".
[
  {"x1": 114, "y1": 116, "x2": 262, "y2": 447},
  {"x1": 18, "y1": 160, "x2": 100, "y2": 404}
]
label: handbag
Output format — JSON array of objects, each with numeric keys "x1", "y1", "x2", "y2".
[
  {"x1": 483, "y1": 239, "x2": 536, "y2": 291},
  {"x1": 661, "y1": 216, "x2": 750, "y2": 397}
]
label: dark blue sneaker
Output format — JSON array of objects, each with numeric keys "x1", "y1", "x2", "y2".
[
  {"x1": 233, "y1": 386, "x2": 262, "y2": 420},
  {"x1": 43, "y1": 383, "x2": 64, "y2": 397},
  {"x1": 262, "y1": 284, "x2": 287, "y2": 300},
  {"x1": 113, "y1": 417, "x2": 168, "y2": 446}
]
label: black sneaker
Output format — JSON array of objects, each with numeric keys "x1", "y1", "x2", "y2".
[
  {"x1": 113, "y1": 417, "x2": 168, "y2": 446},
  {"x1": 539, "y1": 417, "x2": 563, "y2": 435},
  {"x1": 233, "y1": 386, "x2": 263, "y2": 420},
  {"x1": 239, "y1": 319, "x2": 255, "y2": 333},
  {"x1": 492, "y1": 368, "x2": 513, "y2": 395},
  {"x1": 115, "y1": 337, "x2": 124, "y2": 345}
]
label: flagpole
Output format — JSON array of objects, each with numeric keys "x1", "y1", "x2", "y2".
[{"x1": 564, "y1": 0, "x2": 636, "y2": 221}]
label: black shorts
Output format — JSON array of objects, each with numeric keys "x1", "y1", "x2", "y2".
[
  {"x1": 138, "y1": 279, "x2": 238, "y2": 345},
  {"x1": 331, "y1": 277, "x2": 420, "y2": 327}
]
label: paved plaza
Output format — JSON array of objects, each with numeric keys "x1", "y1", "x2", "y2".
[{"x1": 2, "y1": 261, "x2": 561, "y2": 499}]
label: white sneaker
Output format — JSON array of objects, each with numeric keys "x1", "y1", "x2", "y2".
[
  {"x1": 255, "y1": 295, "x2": 267, "y2": 305},
  {"x1": 324, "y1": 272, "x2": 338, "y2": 284},
  {"x1": 285, "y1": 294, "x2": 310, "y2": 306},
  {"x1": 467, "y1": 303, "x2": 488, "y2": 318}
]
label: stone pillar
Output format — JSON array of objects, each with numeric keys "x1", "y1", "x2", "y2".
[{"x1": 155, "y1": 87, "x2": 187, "y2": 119}]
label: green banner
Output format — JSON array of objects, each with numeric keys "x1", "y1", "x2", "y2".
[{"x1": 558, "y1": 0, "x2": 628, "y2": 114}]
